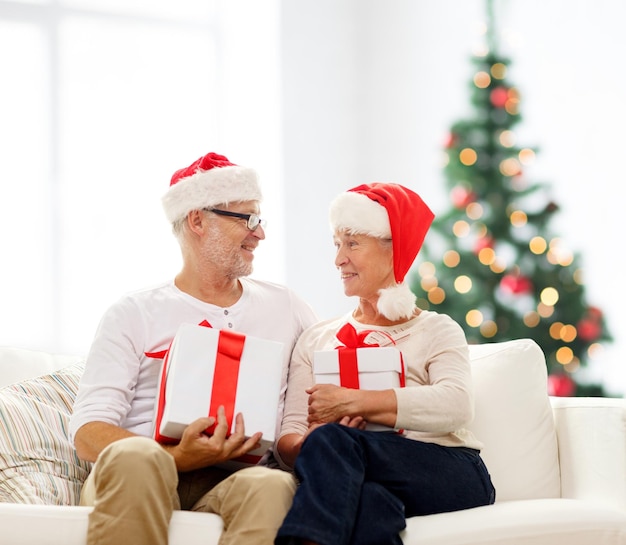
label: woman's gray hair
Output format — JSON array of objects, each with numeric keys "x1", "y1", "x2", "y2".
[{"x1": 379, "y1": 238, "x2": 393, "y2": 250}]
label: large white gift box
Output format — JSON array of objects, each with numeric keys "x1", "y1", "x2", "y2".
[
  {"x1": 313, "y1": 324, "x2": 405, "y2": 431},
  {"x1": 153, "y1": 322, "x2": 285, "y2": 465}
]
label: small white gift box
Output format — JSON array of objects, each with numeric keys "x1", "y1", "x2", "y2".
[
  {"x1": 313, "y1": 324, "x2": 405, "y2": 431},
  {"x1": 153, "y1": 322, "x2": 284, "y2": 466}
]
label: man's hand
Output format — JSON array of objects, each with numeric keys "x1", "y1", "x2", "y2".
[{"x1": 167, "y1": 406, "x2": 262, "y2": 472}]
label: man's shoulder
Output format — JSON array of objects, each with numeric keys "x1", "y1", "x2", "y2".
[
  {"x1": 101, "y1": 280, "x2": 176, "y2": 318},
  {"x1": 242, "y1": 277, "x2": 302, "y2": 301},
  {"x1": 113, "y1": 280, "x2": 174, "y2": 304},
  {"x1": 242, "y1": 278, "x2": 318, "y2": 323}
]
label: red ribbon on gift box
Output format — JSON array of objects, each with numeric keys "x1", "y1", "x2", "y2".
[
  {"x1": 335, "y1": 322, "x2": 406, "y2": 389},
  {"x1": 335, "y1": 323, "x2": 380, "y2": 389},
  {"x1": 205, "y1": 329, "x2": 245, "y2": 436},
  {"x1": 148, "y1": 320, "x2": 246, "y2": 443}
]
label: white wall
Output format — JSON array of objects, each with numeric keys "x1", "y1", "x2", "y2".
[
  {"x1": 1, "y1": 0, "x2": 623, "y2": 394},
  {"x1": 280, "y1": 0, "x2": 626, "y2": 394}
]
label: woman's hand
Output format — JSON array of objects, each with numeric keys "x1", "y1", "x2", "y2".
[
  {"x1": 306, "y1": 383, "x2": 359, "y2": 425},
  {"x1": 307, "y1": 383, "x2": 398, "y2": 429}
]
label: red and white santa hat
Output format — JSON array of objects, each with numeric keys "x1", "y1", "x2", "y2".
[
  {"x1": 162, "y1": 152, "x2": 261, "y2": 223},
  {"x1": 329, "y1": 182, "x2": 435, "y2": 320}
]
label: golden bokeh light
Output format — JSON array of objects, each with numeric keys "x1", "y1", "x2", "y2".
[
  {"x1": 549, "y1": 322, "x2": 564, "y2": 340},
  {"x1": 420, "y1": 276, "x2": 438, "y2": 292},
  {"x1": 499, "y1": 130, "x2": 516, "y2": 147},
  {"x1": 499, "y1": 157, "x2": 521, "y2": 177},
  {"x1": 588, "y1": 343, "x2": 604, "y2": 360},
  {"x1": 529, "y1": 236, "x2": 547, "y2": 254},
  {"x1": 466, "y1": 202, "x2": 484, "y2": 220},
  {"x1": 537, "y1": 302, "x2": 555, "y2": 318},
  {"x1": 523, "y1": 311, "x2": 541, "y2": 327},
  {"x1": 454, "y1": 275, "x2": 472, "y2": 293},
  {"x1": 548, "y1": 322, "x2": 577, "y2": 343},
  {"x1": 505, "y1": 90, "x2": 520, "y2": 115},
  {"x1": 573, "y1": 268, "x2": 584, "y2": 285},
  {"x1": 556, "y1": 346, "x2": 574, "y2": 365},
  {"x1": 453, "y1": 220, "x2": 471, "y2": 237},
  {"x1": 480, "y1": 320, "x2": 498, "y2": 338},
  {"x1": 560, "y1": 324, "x2": 577, "y2": 343},
  {"x1": 465, "y1": 309, "x2": 483, "y2": 327},
  {"x1": 510, "y1": 210, "x2": 527, "y2": 227},
  {"x1": 489, "y1": 259, "x2": 507, "y2": 273},
  {"x1": 443, "y1": 250, "x2": 461, "y2": 268},
  {"x1": 547, "y1": 240, "x2": 574, "y2": 266},
  {"x1": 490, "y1": 63, "x2": 507, "y2": 79},
  {"x1": 540, "y1": 287, "x2": 559, "y2": 306},
  {"x1": 564, "y1": 359, "x2": 580, "y2": 373},
  {"x1": 460, "y1": 148, "x2": 478, "y2": 166},
  {"x1": 428, "y1": 287, "x2": 446, "y2": 304},
  {"x1": 475, "y1": 223, "x2": 488, "y2": 238},
  {"x1": 519, "y1": 148, "x2": 535, "y2": 165},
  {"x1": 478, "y1": 247, "x2": 496, "y2": 265},
  {"x1": 474, "y1": 71, "x2": 491, "y2": 88},
  {"x1": 418, "y1": 261, "x2": 436, "y2": 277}
]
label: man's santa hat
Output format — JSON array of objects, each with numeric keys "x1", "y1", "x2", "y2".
[
  {"x1": 162, "y1": 152, "x2": 261, "y2": 223},
  {"x1": 329, "y1": 182, "x2": 435, "y2": 320}
]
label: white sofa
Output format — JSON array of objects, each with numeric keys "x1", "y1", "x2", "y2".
[{"x1": 1, "y1": 339, "x2": 626, "y2": 545}]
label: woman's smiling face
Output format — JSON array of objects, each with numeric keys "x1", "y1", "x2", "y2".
[{"x1": 333, "y1": 230, "x2": 395, "y2": 300}]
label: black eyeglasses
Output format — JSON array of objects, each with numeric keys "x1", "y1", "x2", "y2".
[{"x1": 204, "y1": 208, "x2": 267, "y2": 231}]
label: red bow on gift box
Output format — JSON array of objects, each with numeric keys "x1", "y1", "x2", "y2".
[{"x1": 335, "y1": 323, "x2": 406, "y2": 389}]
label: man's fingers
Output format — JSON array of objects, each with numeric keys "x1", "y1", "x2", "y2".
[{"x1": 185, "y1": 417, "x2": 214, "y2": 437}]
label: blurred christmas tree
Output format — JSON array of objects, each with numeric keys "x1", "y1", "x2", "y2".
[{"x1": 410, "y1": 2, "x2": 611, "y2": 396}]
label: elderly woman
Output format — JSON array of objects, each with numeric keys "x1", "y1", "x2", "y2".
[{"x1": 274, "y1": 183, "x2": 496, "y2": 545}]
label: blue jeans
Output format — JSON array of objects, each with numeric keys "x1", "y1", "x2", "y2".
[{"x1": 275, "y1": 424, "x2": 495, "y2": 545}]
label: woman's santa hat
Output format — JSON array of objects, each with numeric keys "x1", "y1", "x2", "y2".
[
  {"x1": 162, "y1": 152, "x2": 261, "y2": 223},
  {"x1": 329, "y1": 182, "x2": 435, "y2": 320}
]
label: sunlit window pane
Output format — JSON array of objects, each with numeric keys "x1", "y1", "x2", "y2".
[
  {"x1": 10, "y1": 0, "x2": 50, "y2": 4},
  {"x1": 0, "y1": 21, "x2": 53, "y2": 348},
  {"x1": 57, "y1": 15, "x2": 217, "y2": 348},
  {"x1": 60, "y1": 0, "x2": 215, "y2": 21}
]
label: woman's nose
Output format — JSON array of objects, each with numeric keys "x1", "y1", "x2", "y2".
[{"x1": 335, "y1": 249, "x2": 347, "y2": 268}]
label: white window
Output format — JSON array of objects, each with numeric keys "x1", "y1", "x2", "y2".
[{"x1": 1, "y1": 0, "x2": 286, "y2": 354}]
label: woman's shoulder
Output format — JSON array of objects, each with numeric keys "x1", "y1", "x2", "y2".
[
  {"x1": 296, "y1": 314, "x2": 352, "y2": 345},
  {"x1": 417, "y1": 309, "x2": 463, "y2": 329}
]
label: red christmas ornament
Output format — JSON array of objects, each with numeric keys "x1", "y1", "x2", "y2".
[
  {"x1": 490, "y1": 86, "x2": 509, "y2": 108},
  {"x1": 500, "y1": 273, "x2": 533, "y2": 295},
  {"x1": 444, "y1": 132, "x2": 458, "y2": 149},
  {"x1": 547, "y1": 374, "x2": 576, "y2": 397},
  {"x1": 450, "y1": 185, "x2": 475, "y2": 209},
  {"x1": 577, "y1": 319, "x2": 602, "y2": 342},
  {"x1": 585, "y1": 306, "x2": 603, "y2": 321}
]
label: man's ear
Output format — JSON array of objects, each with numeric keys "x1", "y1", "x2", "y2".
[{"x1": 187, "y1": 209, "x2": 205, "y2": 234}]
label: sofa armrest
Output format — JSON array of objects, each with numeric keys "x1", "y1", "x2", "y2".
[{"x1": 550, "y1": 396, "x2": 626, "y2": 510}]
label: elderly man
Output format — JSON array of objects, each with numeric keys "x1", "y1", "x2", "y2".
[{"x1": 69, "y1": 152, "x2": 318, "y2": 545}]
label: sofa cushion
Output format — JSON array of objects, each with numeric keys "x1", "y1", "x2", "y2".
[
  {"x1": 0, "y1": 346, "x2": 83, "y2": 388},
  {"x1": 468, "y1": 339, "x2": 561, "y2": 502},
  {"x1": 0, "y1": 361, "x2": 92, "y2": 504}
]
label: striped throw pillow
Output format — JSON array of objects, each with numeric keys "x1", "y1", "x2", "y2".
[{"x1": 0, "y1": 361, "x2": 92, "y2": 504}]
